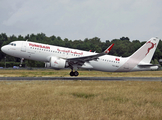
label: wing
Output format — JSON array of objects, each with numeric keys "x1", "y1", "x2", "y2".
[{"x1": 66, "y1": 44, "x2": 114, "y2": 65}]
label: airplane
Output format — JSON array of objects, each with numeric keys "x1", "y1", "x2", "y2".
[{"x1": 1, "y1": 37, "x2": 160, "y2": 76}]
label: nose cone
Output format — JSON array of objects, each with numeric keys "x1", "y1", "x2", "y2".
[
  {"x1": 1, "y1": 46, "x2": 7, "y2": 53},
  {"x1": 1, "y1": 46, "x2": 4, "y2": 52}
]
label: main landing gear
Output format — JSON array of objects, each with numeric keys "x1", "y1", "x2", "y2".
[
  {"x1": 69, "y1": 65, "x2": 79, "y2": 76},
  {"x1": 69, "y1": 64, "x2": 79, "y2": 76},
  {"x1": 70, "y1": 71, "x2": 79, "y2": 76}
]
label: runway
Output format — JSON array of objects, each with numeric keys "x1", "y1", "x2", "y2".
[{"x1": 0, "y1": 77, "x2": 162, "y2": 81}]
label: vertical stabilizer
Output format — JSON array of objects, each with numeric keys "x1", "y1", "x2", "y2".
[
  {"x1": 116, "y1": 37, "x2": 159, "y2": 72},
  {"x1": 130, "y1": 37, "x2": 159, "y2": 64}
]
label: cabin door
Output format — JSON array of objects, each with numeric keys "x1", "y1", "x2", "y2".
[{"x1": 21, "y1": 41, "x2": 27, "y2": 52}]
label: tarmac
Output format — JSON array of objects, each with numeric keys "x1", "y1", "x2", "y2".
[{"x1": 0, "y1": 77, "x2": 162, "y2": 81}]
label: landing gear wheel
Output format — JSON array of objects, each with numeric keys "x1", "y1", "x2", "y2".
[
  {"x1": 70, "y1": 71, "x2": 79, "y2": 76},
  {"x1": 70, "y1": 71, "x2": 74, "y2": 76},
  {"x1": 74, "y1": 71, "x2": 79, "y2": 76}
]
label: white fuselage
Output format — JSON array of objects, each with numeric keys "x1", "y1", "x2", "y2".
[{"x1": 1, "y1": 39, "x2": 159, "y2": 72}]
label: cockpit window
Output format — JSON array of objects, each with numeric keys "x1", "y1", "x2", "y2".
[{"x1": 8, "y1": 43, "x2": 16, "y2": 46}]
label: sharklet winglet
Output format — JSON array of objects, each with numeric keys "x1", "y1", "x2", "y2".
[{"x1": 104, "y1": 43, "x2": 114, "y2": 54}]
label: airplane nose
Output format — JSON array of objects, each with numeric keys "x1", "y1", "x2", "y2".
[
  {"x1": 1, "y1": 46, "x2": 7, "y2": 53},
  {"x1": 1, "y1": 46, "x2": 4, "y2": 52}
]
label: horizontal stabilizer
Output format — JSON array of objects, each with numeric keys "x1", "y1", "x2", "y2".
[
  {"x1": 138, "y1": 64, "x2": 160, "y2": 67},
  {"x1": 138, "y1": 64, "x2": 160, "y2": 70}
]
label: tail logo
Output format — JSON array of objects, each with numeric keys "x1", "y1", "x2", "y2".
[{"x1": 145, "y1": 41, "x2": 156, "y2": 56}]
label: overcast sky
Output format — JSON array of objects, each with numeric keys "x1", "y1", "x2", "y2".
[{"x1": 0, "y1": 0, "x2": 162, "y2": 42}]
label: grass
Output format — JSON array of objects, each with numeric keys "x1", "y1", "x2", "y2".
[
  {"x1": 0, "y1": 69, "x2": 162, "y2": 77},
  {"x1": 0, "y1": 69, "x2": 162, "y2": 119},
  {"x1": 0, "y1": 80, "x2": 162, "y2": 120}
]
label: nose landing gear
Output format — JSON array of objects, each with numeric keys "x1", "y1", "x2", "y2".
[{"x1": 20, "y1": 58, "x2": 24, "y2": 67}]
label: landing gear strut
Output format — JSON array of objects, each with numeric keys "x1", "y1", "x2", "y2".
[
  {"x1": 70, "y1": 71, "x2": 79, "y2": 76},
  {"x1": 20, "y1": 58, "x2": 24, "y2": 67}
]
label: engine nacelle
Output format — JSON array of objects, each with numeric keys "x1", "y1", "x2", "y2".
[{"x1": 45, "y1": 57, "x2": 67, "y2": 69}]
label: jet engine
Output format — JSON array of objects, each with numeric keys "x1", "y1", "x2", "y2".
[{"x1": 45, "y1": 57, "x2": 68, "y2": 69}]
